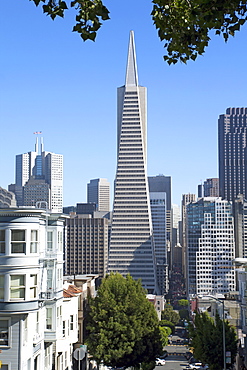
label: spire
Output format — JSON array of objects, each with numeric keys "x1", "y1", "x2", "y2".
[
  {"x1": 125, "y1": 30, "x2": 138, "y2": 87},
  {"x1": 35, "y1": 137, "x2": 38, "y2": 153}
]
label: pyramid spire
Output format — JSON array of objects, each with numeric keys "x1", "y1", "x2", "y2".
[{"x1": 125, "y1": 30, "x2": 138, "y2": 87}]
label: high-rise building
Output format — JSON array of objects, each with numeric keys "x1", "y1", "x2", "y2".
[
  {"x1": 234, "y1": 194, "x2": 247, "y2": 259},
  {"x1": 148, "y1": 175, "x2": 172, "y2": 251},
  {"x1": 186, "y1": 197, "x2": 216, "y2": 297},
  {"x1": 186, "y1": 197, "x2": 236, "y2": 297},
  {"x1": 87, "y1": 178, "x2": 110, "y2": 212},
  {"x1": 196, "y1": 198, "x2": 236, "y2": 296},
  {"x1": 219, "y1": 107, "x2": 247, "y2": 201},
  {"x1": 203, "y1": 178, "x2": 219, "y2": 197},
  {"x1": 108, "y1": 31, "x2": 158, "y2": 294},
  {"x1": 9, "y1": 137, "x2": 63, "y2": 212},
  {"x1": 180, "y1": 193, "x2": 196, "y2": 280},
  {"x1": 65, "y1": 213, "x2": 109, "y2": 279},
  {"x1": 148, "y1": 178, "x2": 168, "y2": 295}
]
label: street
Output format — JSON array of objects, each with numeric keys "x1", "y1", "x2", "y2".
[{"x1": 155, "y1": 328, "x2": 190, "y2": 370}]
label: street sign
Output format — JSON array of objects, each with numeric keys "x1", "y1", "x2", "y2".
[{"x1": 73, "y1": 347, "x2": 86, "y2": 361}]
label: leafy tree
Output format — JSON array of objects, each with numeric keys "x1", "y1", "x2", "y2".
[
  {"x1": 189, "y1": 311, "x2": 238, "y2": 370},
  {"x1": 86, "y1": 272, "x2": 163, "y2": 369},
  {"x1": 29, "y1": 0, "x2": 247, "y2": 64},
  {"x1": 159, "y1": 319, "x2": 175, "y2": 333},
  {"x1": 161, "y1": 304, "x2": 180, "y2": 325},
  {"x1": 29, "y1": 0, "x2": 110, "y2": 41},
  {"x1": 160, "y1": 326, "x2": 171, "y2": 347},
  {"x1": 178, "y1": 299, "x2": 189, "y2": 307},
  {"x1": 151, "y1": 0, "x2": 247, "y2": 64}
]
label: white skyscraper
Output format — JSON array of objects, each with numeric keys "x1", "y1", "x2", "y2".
[
  {"x1": 196, "y1": 198, "x2": 236, "y2": 296},
  {"x1": 108, "y1": 31, "x2": 158, "y2": 294},
  {"x1": 9, "y1": 137, "x2": 63, "y2": 212},
  {"x1": 87, "y1": 178, "x2": 110, "y2": 212}
]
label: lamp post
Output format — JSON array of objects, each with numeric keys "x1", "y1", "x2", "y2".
[{"x1": 200, "y1": 295, "x2": 226, "y2": 370}]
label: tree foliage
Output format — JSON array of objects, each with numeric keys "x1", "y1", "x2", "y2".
[
  {"x1": 189, "y1": 311, "x2": 238, "y2": 370},
  {"x1": 29, "y1": 0, "x2": 110, "y2": 41},
  {"x1": 86, "y1": 272, "x2": 163, "y2": 369},
  {"x1": 151, "y1": 0, "x2": 247, "y2": 64},
  {"x1": 161, "y1": 304, "x2": 180, "y2": 325},
  {"x1": 178, "y1": 299, "x2": 189, "y2": 307},
  {"x1": 159, "y1": 326, "x2": 172, "y2": 347},
  {"x1": 29, "y1": 0, "x2": 247, "y2": 64}
]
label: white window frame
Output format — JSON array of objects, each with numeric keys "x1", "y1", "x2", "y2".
[
  {"x1": 11, "y1": 229, "x2": 26, "y2": 254},
  {"x1": 0, "y1": 318, "x2": 11, "y2": 347},
  {"x1": 30, "y1": 230, "x2": 38, "y2": 253},
  {"x1": 30, "y1": 274, "x2": 38, "y2": 299},
  {"x1": 0, "y1": 230, "x2": 5, "y2": 254},
  {"x1": 10, "y1": 275, "x2": 25, "y2": 300}
]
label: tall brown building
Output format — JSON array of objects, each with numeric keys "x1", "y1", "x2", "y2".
[{"x1": 65, "y1": 214, "x2": 109, "y2": 279}]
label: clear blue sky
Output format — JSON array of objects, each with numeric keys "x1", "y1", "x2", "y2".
[{"x1": 1, "y1": 0, "x2": 247, "y2": 207}]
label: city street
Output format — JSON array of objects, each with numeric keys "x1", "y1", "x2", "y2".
[{"x1": 155, "y1": 352, "x2": 188, "y2": 370}]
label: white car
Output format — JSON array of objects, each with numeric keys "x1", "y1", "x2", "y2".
[
  {"x1": 156, "y1": 358, "x2": 166, "y2": 366},
  {"x1": 188, "y1": 363, "x2": 202, "y2": 370}
]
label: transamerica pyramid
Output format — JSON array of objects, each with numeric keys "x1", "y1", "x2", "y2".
[{"x1": 108, "y1": 31, "x2": 159, "y2": 294}]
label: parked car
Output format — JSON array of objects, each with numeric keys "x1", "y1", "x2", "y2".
[
  {"x1": 188, "y1": 363, "x2": 202, "y2": 370},
  {"x1": 156, "y1": 358, "x2": 166, "y2": 366}
]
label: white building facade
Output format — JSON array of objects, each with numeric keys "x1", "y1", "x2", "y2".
[
  {"x1": 196, "y1": 198, "x2": 236, "y2": 295},
  {"x1": 0, "y1": 208, "x2": 77, "y2": 370}
]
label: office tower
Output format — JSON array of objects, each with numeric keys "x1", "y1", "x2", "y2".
[
  {"x1": 87, "y1": 178, "x2": 110, "y2": 212},
  {"x1": 0, "y1": 207, "x2": 73, "y2": 369},
  {"x1": 9, "y1": 137, "x2": 63, "y2": 212},
  {"x1": 108, "y1": 31, "x2": 158, "y2": 294},
  {"x1": 234, "y1": 194, "x2": 247, "y2": 259},
  {"x1": 180, "y1": 193, "x2": 196, "y2": 280},
  {"x1": 198, "y1": 183, "x2": 203, "y2": 198},
  {"x1": 65, "y1": 213, "x2": 109, "y2": 279},
  {"x1": 196, "y1": 199, "x2": 235, "y2": 295},
  {"x1": 203, "y1": 178, "x2": 219, "y2": 197},
  {"x1": 172, "y1": 203, "x2": 180, "y2": 247},
  {"x1": 186, "y1": 197, "x2": 235, "y2": 297},
  {"x1": 0, "y1": 187, "x2": 16, "y2": 208},
  {"x1": 148, "y1": 180, "x2": 168, "y2": 295},
  {"x1": 219, "y1": 107, "x2": 247, "y2": 201},
  {"x1": 186, "y1": 197, "x2": 216, "y2": 297},
  {"x1": 148, "y1": 175, "x2": 172, "y2": 248}
]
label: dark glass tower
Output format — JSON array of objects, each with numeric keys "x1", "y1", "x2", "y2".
[{"x1": 219, "y1": 107, "x2": 247, "y2": 201}]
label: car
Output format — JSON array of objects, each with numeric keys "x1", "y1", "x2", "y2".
[
  {"x1": 156, "y1": 358, "x2": 166, "y2": 366},
  {"x1": 188, "y1": 363, "x2": 202, "y2": 370}
]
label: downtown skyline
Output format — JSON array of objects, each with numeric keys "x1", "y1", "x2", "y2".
[{"x1": 1, "y1": 1, "x2": 247, "y2": 207}]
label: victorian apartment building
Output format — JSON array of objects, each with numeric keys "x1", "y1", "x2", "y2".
[{"x1": 0, "y1": 208, "x2": 78, "y2": 370}]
